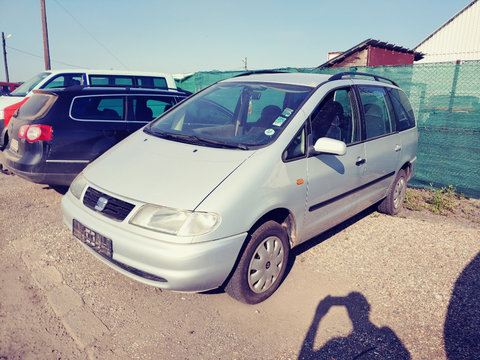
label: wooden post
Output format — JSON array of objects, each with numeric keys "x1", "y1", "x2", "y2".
[{"x1": 40, "y1": 0, "x2": 51, "y2": 70}]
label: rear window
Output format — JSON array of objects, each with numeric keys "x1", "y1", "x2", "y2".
[
  {"x1": 16, "y1": 93, "x2": 58, "y2": 121},
  {"x1": 71, "y1": 96, "x2": 124, "y2": 121},
  {"x1": 358, "y1": 86, "x2": 396, "y2": 139},
  {"x1": 387, "y1": 88, "x2": 416, "y2": 131},
  {"x1": 131, "y1": 96, "x2": 177, "y2": 121}
]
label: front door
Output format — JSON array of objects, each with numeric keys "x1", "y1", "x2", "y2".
[{"x1": 301, "y1": 85, "x2": 366, "y2": 243}]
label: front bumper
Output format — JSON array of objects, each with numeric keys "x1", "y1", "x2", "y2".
[{"x1": 61, "y1": 190, "x2": 247, "y2": 292}]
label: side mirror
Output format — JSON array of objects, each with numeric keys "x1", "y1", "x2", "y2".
[{"x1": 310, "y1": 137, "x2": 347, "y2": 156}]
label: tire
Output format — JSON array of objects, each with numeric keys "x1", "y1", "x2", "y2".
[
  {"x1": 225, "y1": 220, "x2": 289, "y2": 304},
  {"x1": 378, "y1": 169, "x2": 407, "y2": 215}
]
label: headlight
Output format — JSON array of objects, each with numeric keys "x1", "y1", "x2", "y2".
[
  {"x1": 130, "y1": 204, "x2": 220, "y2": 237},
  {"x1": 69, "y1": 173, "x2": 87, "y2": 199}
]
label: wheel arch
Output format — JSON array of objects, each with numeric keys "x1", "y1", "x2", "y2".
[
  {"x1": 248, "y1": 207, "x2": 297, "y2": 248},
  {"x1": 400, "y1": 161, "x2": 413, "y2": 182},
  {"x1": 221, "y1": 207, "x2": 297, "y2": 290},
  {"x1": 0, "y1": 127, "x2": 8, "y2": 150}
]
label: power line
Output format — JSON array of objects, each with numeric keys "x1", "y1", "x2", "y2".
[
  {"x1": 51, "y1": 0, "x2": 128, "y2": 69},
  {"x1": 8, "y1": 46, "x2": 85, "y2": 68}
]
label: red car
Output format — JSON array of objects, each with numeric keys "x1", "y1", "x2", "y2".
[{"x1": 0, "y1": 81, "x2": 21, "y2": 95}]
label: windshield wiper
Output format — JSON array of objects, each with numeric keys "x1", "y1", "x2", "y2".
[
  {"x1": 145, "y1": 128, "x2": 249, "y2": 150},
  {"x1": 193, "y1": 136, "x2": 249, "y2": 150},
  {"x1": 149, "y1": 130, "x2": 200, "y2": 143}
]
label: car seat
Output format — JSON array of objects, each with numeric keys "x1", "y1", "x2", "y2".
[
  {"x1": 364, "y1": 104, "x2": 385, "y2": 138},
  {"x1": 324, "y1": 101, "x2": 344, "y2": 141}
]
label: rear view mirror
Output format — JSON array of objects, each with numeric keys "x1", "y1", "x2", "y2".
[{"x1": 311, "y1": 137, "x2": 346, "y2": 156}]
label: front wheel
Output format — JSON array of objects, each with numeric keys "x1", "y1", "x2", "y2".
[
  {"x1": 225, "y1": 221, "x2": 289, "y2": 304},
  {"x1": 378, "y1": 169, "x2": 407, "y2": 215}
]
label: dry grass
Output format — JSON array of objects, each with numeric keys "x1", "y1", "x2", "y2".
[{"x1": 405, "y1": 186, "x2": 480, "y2": 224}]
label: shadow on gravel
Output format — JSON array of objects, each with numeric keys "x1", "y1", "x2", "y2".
[
  {"x1": 285, "y1": 205, "x2": 377, "y2": 279},
  {"x1": 298, "y1": 292, "x2": 411, "y2": 359},
  {"x1": 211, "y1": 206, "x2": 379, "y2": 298},
  {"x1": 444, "y1": 252, "x2": 480, "y2": 359},
  {"x1": 44, "y1": 185, "x2": 69, "y2": 195}
]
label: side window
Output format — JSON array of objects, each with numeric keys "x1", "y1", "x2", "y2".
[
  {"x1": 89, "y1": 76, "x2": 109, "y2": 86},
  {"x1": 131, "y1": 96, "x2": 176, "y2": 122},
  {"x1": 310, "y1": 88, "x2": 359, "y2": 145},
  {"x1": 283, "y1": 126, "x2": 306, "y2": 161},
  {"x1": 89, "y1": 75, "x2": 134, "y2": 86},
  {"x1": 137, "y1": 77, "x2": 168, "y2": 89},
  {"x1": 43, "y1": 74, "x2": 83, "y2": 88},
  {"x1": 387, "y1": 88, "x2": 416, "y2": 131},
  {"x1": 358, "y1": 86, "x2": 396, "y2": 139},
  {"x1": 71, "y1": 96, "x2": 124, "y2": 121}
]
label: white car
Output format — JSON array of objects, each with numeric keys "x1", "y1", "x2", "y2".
[{"x1": 62, "y1": 71, "x2": 418, "y2": 304}]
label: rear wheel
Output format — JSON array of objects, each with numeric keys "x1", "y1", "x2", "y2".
[
  {"x1": 225, "y1": 220, "x2": 289, "y2": 304},
  {"x1": 378, "y1": 169, "x2": 407, "y2": 215}
]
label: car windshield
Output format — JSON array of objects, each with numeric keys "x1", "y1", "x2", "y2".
[
  {"x1": 9, "y1": 72, "x2": 51, "y2": 97},
  {"x1": 145, "y1": 81, "x2": 312, "y2": 149}
]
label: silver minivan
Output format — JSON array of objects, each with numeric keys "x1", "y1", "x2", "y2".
[{"x1": 61, "y1": 72, "x2": 418, "y2": 304}]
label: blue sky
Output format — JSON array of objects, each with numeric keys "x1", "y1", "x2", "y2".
[{"x1": 0, "y1": 0, "x2": 473, "y2": 82}]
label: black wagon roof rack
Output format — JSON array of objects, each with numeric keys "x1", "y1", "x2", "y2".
[{"x1": 328, "y1": 72, "x2": 398, "y2": 86}]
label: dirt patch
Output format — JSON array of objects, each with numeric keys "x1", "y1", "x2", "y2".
[{"x1": 404, "y1": 187, "x2": 480, "y2": 228}]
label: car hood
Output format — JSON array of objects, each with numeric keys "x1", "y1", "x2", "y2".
[
  {"x1": 84, "y1": 131, "x2": 255, "y2": 210},
  {"x1": 0, "y1": 96, "x2": 24, "y2": 115}
]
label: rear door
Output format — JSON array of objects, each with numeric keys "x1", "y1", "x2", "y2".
[
  {"x1": 356, "y1": 85, "x2": 401, "y2": 208},
  {"x1": 51, "y1": 95, "x2": 128, "y2": 162}
]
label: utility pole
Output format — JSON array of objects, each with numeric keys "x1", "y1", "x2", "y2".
[
  {"x1": 2, "y1": 32, "x2": 9, "y2": 82},
  {"x1": 40, "y1": 0, "x2": 51, "y2": 70},
  {"x1": 242, "y1": 57, "x2": 248, "y2": 71}
]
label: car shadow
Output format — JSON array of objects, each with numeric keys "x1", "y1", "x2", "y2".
[
  {"x1": 211, "y1": 205, "x2": 379, "y2": 299},
  {"x1": 285, "y1": 205, "x2": 377, "y2": 279},
  {"x1": 44, "y1": 185, "x2": 69, "y2": 195},
  {"x1": 444, "y1": 251, "x2": 480, "y2": 359},
  {"x1": 298, "y1": 292, "x2": 411, "y2": 359}
]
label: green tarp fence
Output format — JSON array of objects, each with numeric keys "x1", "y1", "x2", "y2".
[{"x1": 176, "y1": 61, "x2": 480, "y2": 198}]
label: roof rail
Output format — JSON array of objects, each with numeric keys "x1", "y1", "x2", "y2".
[
  {"x1": 328, "y1": 72, "x2": 398, "y2": 86},
  {"x1": 234, "y1": 70, "x2": 289, "y2": 78}
]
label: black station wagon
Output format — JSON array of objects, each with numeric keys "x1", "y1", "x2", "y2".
[{"x1": 3, "y1": 86, "x2": 190, "y2": 185}]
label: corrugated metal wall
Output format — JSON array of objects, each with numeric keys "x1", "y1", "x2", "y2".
[{"x1": 415, "y1": 0, "x2": 480, "y2": 63}]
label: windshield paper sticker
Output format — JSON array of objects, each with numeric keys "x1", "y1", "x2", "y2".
[
  {"x1": 272, "y1": 116, "x2": 287, "y2": 127},
  {"x1": 282, "y1": 108, "x2": 294, "y2": 117},
  {"x1": 264, "y1": 128, "x2": 275, "y2": 136}
]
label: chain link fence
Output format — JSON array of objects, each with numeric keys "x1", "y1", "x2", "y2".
[{"x1": 176, "y1": 61, "x2": 480, "y2": 198}]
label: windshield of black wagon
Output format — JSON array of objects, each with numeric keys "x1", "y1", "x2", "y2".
[{"x1": 146, "y1": 81, "x2": 313, "y2": 147}]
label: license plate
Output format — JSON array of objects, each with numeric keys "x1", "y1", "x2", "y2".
[
  {"x1": 73, "y1": 219, "x2": 112, "y2": 258},
  {"x1": 10, "y1": 138, "x2": 18, "y2": 152}
]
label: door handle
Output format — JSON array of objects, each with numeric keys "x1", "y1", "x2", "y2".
[
  {"x1": 356, "y1": 157, "x2": 366, "y2": 166},
  {"x1": 395, "y1": 144, "x2": 402, "y2": 152}
]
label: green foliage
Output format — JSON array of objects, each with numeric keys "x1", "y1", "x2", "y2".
[
  {"x1": 426, "y1": 184, "x2": 461, "y2": 214},
  {"x1": 405, "y1": 185, "x2": 465, "y2": 215}
]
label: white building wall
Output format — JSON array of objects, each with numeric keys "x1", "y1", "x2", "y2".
[{"x1": 415, "y1": 0, "x2": 480, "y2": 63}]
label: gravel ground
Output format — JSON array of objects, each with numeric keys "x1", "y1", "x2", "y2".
[{"x1": 0, "y1": 165, "x2": 479, "y2": 359}]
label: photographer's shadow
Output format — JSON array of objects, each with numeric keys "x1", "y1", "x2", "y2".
[{"x1": 298, "y1": 292, "x2": 410, "y2": 359}]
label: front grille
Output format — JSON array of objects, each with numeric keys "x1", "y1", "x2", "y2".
[{"x1": 83, "y1": 187, "x2": 135, "y2": 221}]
